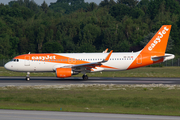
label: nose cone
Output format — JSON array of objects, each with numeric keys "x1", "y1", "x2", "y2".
[{"x1": 4, "y1": 62, "x2": 11, "y2": 71}]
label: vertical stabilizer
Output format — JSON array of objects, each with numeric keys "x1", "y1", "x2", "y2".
[
  {"x1": 127, "y1": 25, "x2": 172, "y2": 70},
  {"x1": 141, "y1": 25, "x2": 171, "y2": 54}
]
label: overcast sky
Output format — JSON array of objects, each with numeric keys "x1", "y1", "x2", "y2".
[{"x1": 0, "y1": 0, "x2": 105, "y2": 6}]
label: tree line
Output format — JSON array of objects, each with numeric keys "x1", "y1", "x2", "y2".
[{"x1": 0, "y1": 0, "x2": 180, "y2": 59}]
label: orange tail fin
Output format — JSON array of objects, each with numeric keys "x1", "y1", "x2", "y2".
[
  {"x1": 127, "y1": 25, "x2": 172, "y2": 70},
  {"x1": 141, "y1": 25, "x2": 171, "y2": 54}
]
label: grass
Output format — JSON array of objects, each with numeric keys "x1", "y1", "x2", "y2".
[
  {"x1": 0, "y1": 66, "x2": 180, "y2": 77},
  {"x1": 0, "y1": 84, "x2": 180, "y2": 115},
  {"x1": 1, "y1": 67, "x2": 180, "y2": 115}
]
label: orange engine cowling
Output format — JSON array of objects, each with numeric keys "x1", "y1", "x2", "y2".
[{"x1": 56, "y1": 68, "x2": 72, "y2": 78}]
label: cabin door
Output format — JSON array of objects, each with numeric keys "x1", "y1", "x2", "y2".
[
  {"x1": 25, "y1": 56, "x2": 30, "y2": 66},
  {"x1": 136, "y1": 54, "x2": 142, "y2": 64}
]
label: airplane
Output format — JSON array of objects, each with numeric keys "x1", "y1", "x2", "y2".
[{"x1": 4, "y1": 25, "x2": 175, "y2": 81}]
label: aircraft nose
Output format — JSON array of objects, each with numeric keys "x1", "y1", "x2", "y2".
[{"x1": 4, "y1": 62, "x2": 11, "y2": 70}]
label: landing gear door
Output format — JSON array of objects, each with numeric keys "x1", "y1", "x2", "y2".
[
  {"x1": 137, "y1": 54, "x2": 142, "y2": 64},
  {"x1": 25, "y1": 56, "x2": 30, "y2": 66}
]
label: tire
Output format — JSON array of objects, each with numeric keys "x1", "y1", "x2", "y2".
[
  {"x1": 26, "y1": 77, "x2": 30, "y2": 81},
  {"x1": 82, "y1": 75, "x2": 88, "y2": 80}
]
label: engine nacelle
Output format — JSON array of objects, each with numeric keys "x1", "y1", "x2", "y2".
[
  {"x1": 56, "y1": 68, "x2": 79, "y2": 78},
  {"x1": 56, "y1": 68, "x2": 72, "y2": 78}
]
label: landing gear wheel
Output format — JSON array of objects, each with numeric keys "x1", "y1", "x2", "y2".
[
  {"x1": 26, "y1": 72, "x2": 30, "y2": 81},
  {"x1": 82, "y1": 75, "x2": 88, "y2": 80},
  {"x1": 26, "y1": 77, "x2": 30, "y2": 81}
]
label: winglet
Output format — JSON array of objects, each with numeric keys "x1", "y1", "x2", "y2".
[
  {"x1": 103, "y1": 50, "x2": 113, "y2": 62},
  {"x1": 103, "y1": 48, "x2": 108, "y2": 53}
]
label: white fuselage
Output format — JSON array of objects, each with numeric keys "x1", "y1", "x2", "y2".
[{"x1": 4, "y1": 52, "x2": 139, "y2": 72}]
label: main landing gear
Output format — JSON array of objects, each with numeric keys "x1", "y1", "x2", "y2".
[
  {"x1": 26, "y1": 72, "x2": 30, "y2": 81},
  {"x1": 82, "y1": 74, "x2": 88, "y2": 80}
]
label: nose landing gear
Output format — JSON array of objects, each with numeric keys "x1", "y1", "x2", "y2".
[{"x1": 26, "y1": 72, "x2": 30, "y2": 81}]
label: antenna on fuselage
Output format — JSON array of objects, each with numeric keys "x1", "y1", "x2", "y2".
[{"x1": 28, "y1": 52, "x2": 30, "y2": 54}]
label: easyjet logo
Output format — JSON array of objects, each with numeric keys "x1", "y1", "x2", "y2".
[
  {"x1": 32, "y1": 55, "x2": 56, "y2": 60},
  {"x1": 148, "y1": 27, "x2": 169, "y2": 51}
]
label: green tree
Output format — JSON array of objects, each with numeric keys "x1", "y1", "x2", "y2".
[
  {"x1": 41, "y1": 1, "x2": 48, "y2": 13},
  {"x1": 87, "y1": 2, "x2": 98, "y2": 12},
  {"x1": 140, "y1": 32, "x2": 174, "y2": 52},
  {"x1": 0, "y1": 34, "x2": 11, "y2": 57},
  {"x1": 80, "y1": 24, "x2": 101, "y2": 45},
  {"x1": 36, "y1": 25, "x2": 45, "y2": 53},
  {"x1": 49, "y1": 0, "x2": 89, "y2": 14},
  {"x1": 9, "y1": 37, "x2": 19, "y2": 56},
  {"x1": 42, "y1": 41, "x2": 64, "y2": 53},
  {"x1": 117, "y1": 0, "x2": 139, "y2": 7},
  {"x1": 99, "y1": 0, "x2": 116, "y2": 8},
  {"x1": 148, "y1": 0, "x2": 180, "y2": 20},
  {"x1": 79, "y1": 43, "x2": 96, "y2": 52}
]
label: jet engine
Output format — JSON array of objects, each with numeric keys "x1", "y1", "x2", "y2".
[{"x1": 56, "y1": 68, "x2": 79, "y2": 78}]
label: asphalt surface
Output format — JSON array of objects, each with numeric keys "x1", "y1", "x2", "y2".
[
  {"x1": 0, "y1": 77, "x2": 180, "y2": 86},
  {"x1": 0, "y1": 110, "x2": 180, "y2": 120}
]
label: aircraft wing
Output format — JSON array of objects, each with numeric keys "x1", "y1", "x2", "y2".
[{"x1": 64, "y1": 50, "x2": 113, "y2": 70}]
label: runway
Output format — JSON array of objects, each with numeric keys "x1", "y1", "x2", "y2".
[
  {"x1": 0, "y1": 110, "x2": 179, "y2": 120},
  {"x1": 1, "y1": 77, "x2": 180, "y2": 119},
  {"x1": 0, "y1": 77, "x2": 180, "y2": 86}
]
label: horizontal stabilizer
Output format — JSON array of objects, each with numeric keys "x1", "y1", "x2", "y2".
[{"x1": 151, "y1": 54, "x2": 175, "y2": 61}]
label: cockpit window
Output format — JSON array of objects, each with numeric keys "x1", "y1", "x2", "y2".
[{"x1": 12, "y1": 59, "x2": 19, "y2": 62}]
